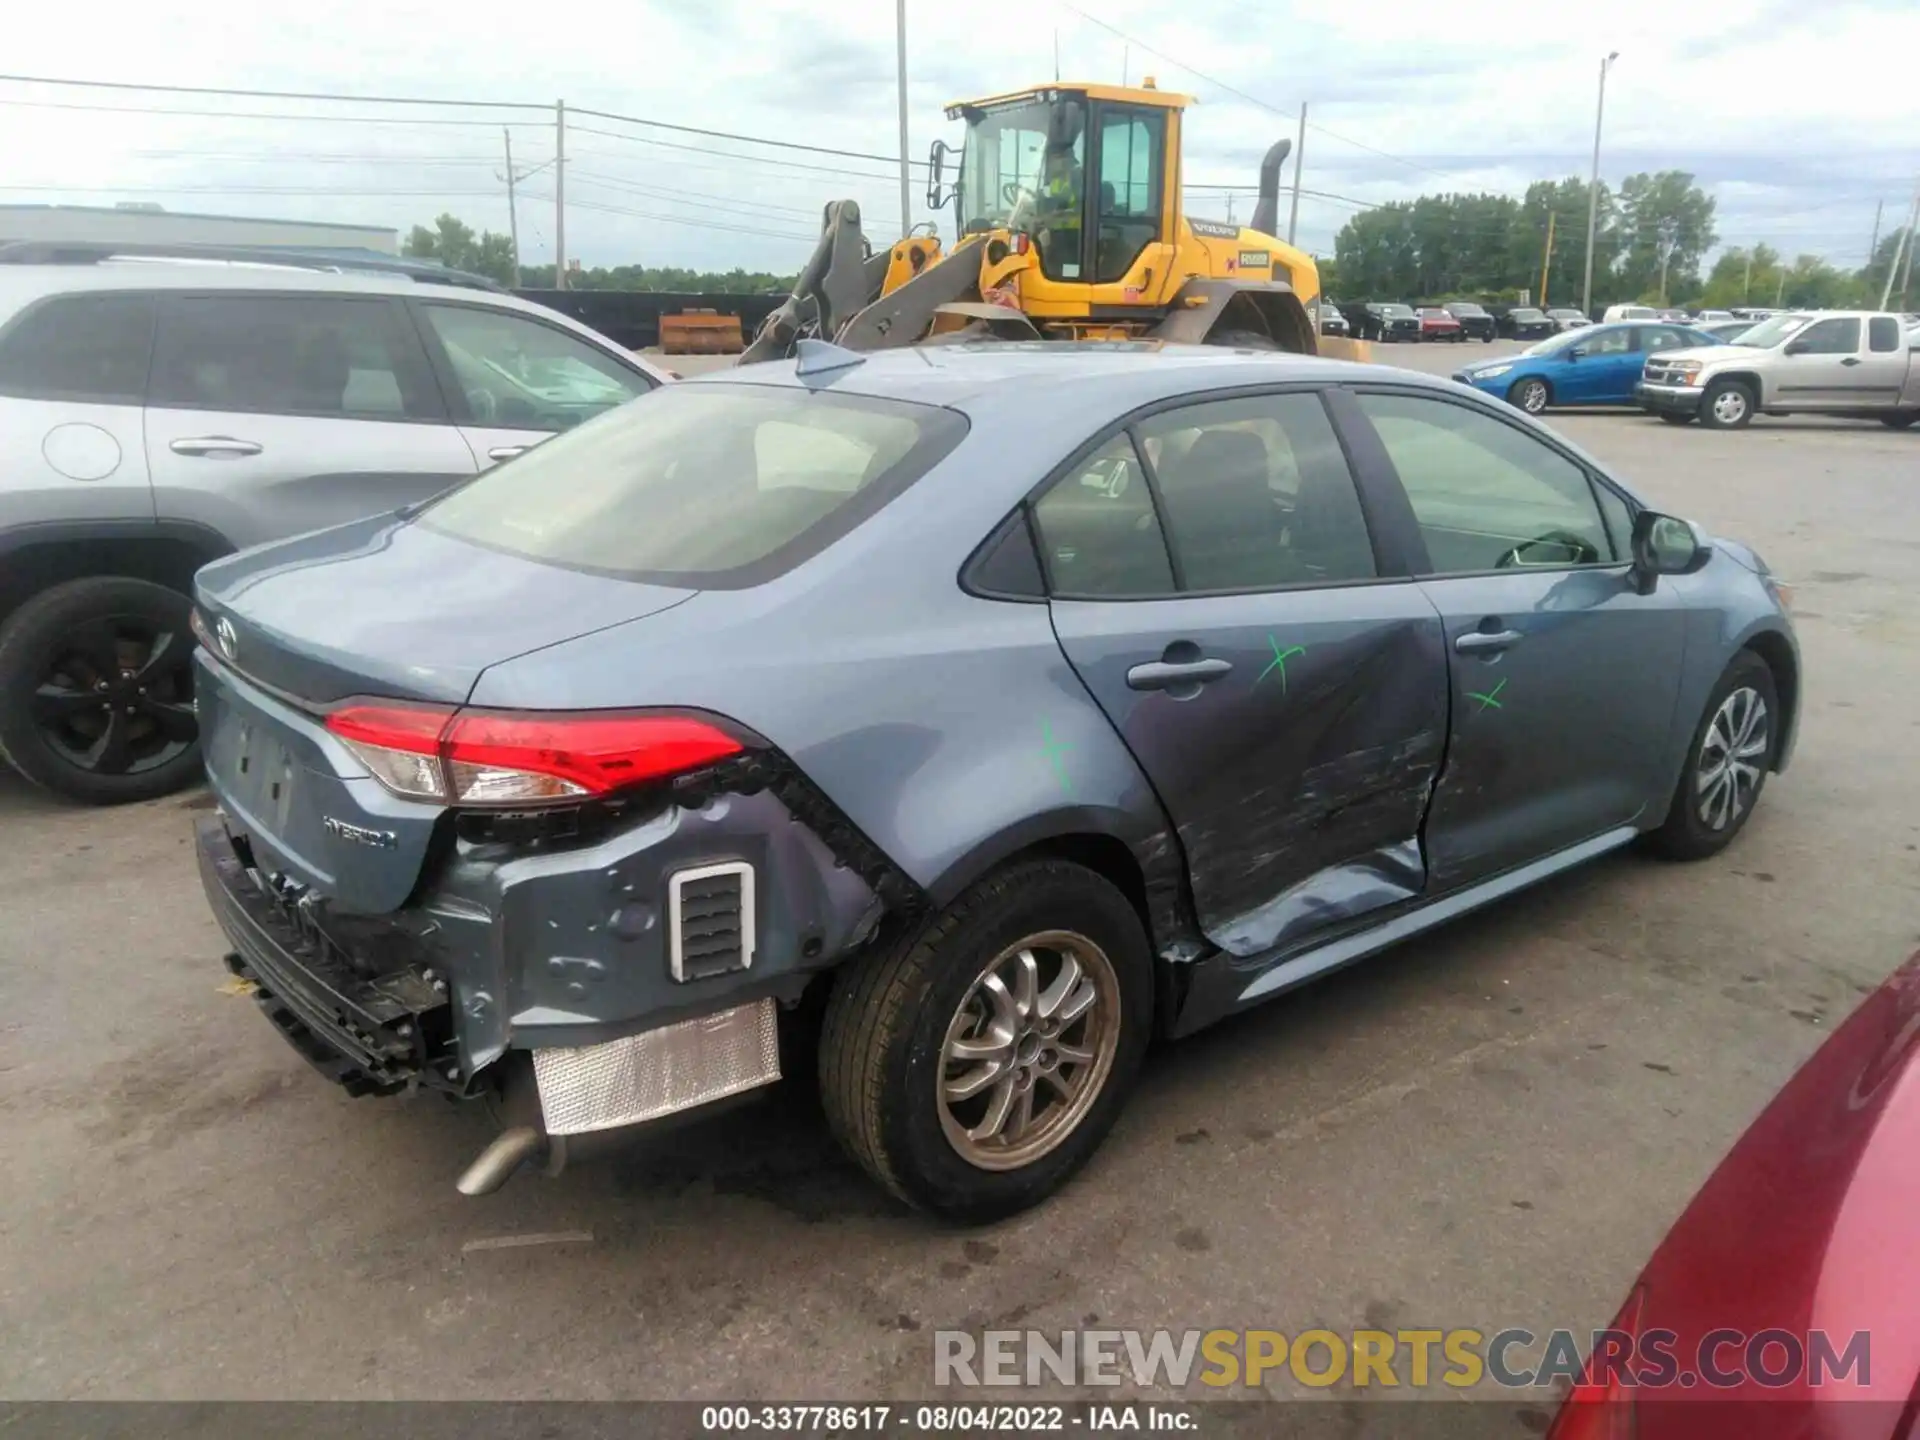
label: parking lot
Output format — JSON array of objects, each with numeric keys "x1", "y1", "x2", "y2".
[{"x1": 3, "y1": 337, "x2": 1916, "y2": 1408}]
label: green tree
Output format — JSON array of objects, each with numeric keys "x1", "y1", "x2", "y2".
[
  {"x1": 1614, "y1": 172, "x2": 1717, "y2": 304},
  {"x1": 1859, "y1": 227, "x2": 1915, "y2": 307},
  {"x1": 1509, "y1": 178, "x2": 1618, "y2": 309},
  {"x1": 402, "y1": 213, "x2": 518, "y2": 287}
]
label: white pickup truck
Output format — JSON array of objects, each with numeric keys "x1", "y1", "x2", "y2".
[{"x1": 1635, "y1": 310, "x2": 1920, "y2": 430}]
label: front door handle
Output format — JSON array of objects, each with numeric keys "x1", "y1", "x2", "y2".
[
  {"x1": 487, "y1": 445, "x2": 528, "y2": 461},
  {"x1": 1455, "y1": 629, "x2": 1523, "y2": 654},
  {"x1": 1127, "y1": 657, "x2": 1233, "y2": 691},
  {"x1": 169, "y1": 436, "x2": 262, "y2": 458}
]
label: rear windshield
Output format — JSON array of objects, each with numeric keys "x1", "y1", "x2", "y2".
[
  {"x1": 1447, "y1": 303, "x2": 1487, "y2": 316},
  {"x1": 420, "y1": 383, "x2": 968, "y2": 587}
]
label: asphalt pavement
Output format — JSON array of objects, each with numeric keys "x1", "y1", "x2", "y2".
[{"x1": 4, "y1": 338, "x2": 1916, "y2": 1410}]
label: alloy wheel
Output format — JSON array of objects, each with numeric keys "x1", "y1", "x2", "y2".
[
  {"x1": 938, "y1": 930, "x2": 1121, "y2": 1172},
  {"x1": 1710, "y1": 387, "x2": 1750, "y2": 425},
  {"x1": 32, "y1": 617, "x2": 197, "y2": 778},
  {"x1": 1516, "y1": 380, "x2": 1549, "y2": 414},
  {"x1": 1696, "y1": 686, "x2": 1769, "y2": 831}
]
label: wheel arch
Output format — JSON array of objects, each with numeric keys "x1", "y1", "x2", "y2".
[
  {"x1": 923, "y1": 806, "x2": 1205, "y2": 970},
  {"x1": 0, "y1": 520, "x2": 234, "y2": 631},
  {"x1": 1151, "y1": 279, "x2": 1317, "y2": 356},
  {"x1": 1741, "y1": 626, "x2": 1800, "y2": 774},
  {"x1": 1509, "y1": 373, "x2": 1554, "y2": 407},
  {"x1": 1705, "y1": 370, "x2": 1763, "y2": 402}
]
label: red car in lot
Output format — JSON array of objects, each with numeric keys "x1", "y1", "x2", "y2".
[
  {"x1": 1416, "y1": 306, "x2": 1465, "y2": 342},
  {"x1": 1549, "y1": 951, "x2": 1920, "y2": 1439}
]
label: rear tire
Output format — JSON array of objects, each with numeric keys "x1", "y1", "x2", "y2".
[
  {"x1": 1658, "y1": 412, "x2": 1695, "y2": 426},
  {"x1": 1878, "y1": 411, "x2": 1918, "y2": 429},
  {"x1": 1643, "y1": 650, "x2": 1778, "y2": 861},
  {"x1": 1699, "y1": 378, "x2": 1755, "y2": 429},
  {"x1": 1208, "y1": 329, "x2": 1280, "y2": 352},
  {"x1": 0, "y1": 576, "x2": 202, "y2": 805},
  {"x1": 818, "y1": 859, "x2": 1153, "y2": 1223}
]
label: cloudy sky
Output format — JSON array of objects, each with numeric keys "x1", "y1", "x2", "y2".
[{"x1": 3, "y1": 0, "x2": 1916, "y2": 274}]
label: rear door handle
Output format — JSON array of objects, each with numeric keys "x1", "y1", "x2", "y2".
[
  {"x1": 169, "y1": 436, "x2": 262, "y2": 458},
  {"x1": 1126, "y1": 657, "x2": 1233, "y2": 691},
  {"x1": 1840, "y1": 357, "x2": 1861, "y2": 367},
  {"x1": 1455, "y1": 629, "x2": 1523, "y2": 654},
  {"x1": 487, "y1": 445, "x2": 528, "y2": 461}
]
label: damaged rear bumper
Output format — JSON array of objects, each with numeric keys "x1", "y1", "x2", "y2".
[{"x1": 196, "y1": 750, "x2": 906, "y2": 1188}]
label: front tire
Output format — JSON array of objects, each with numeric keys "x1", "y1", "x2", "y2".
[
  {"x1": 1658, "y1": 412, "x2": 1695, "y2": 426},
  {"x1": 1509, "y1": 377, "x2": 1551, "y2": 415},
  {"x1": 0, "y1": 576, "x2": 202, "y2": 805},
  {"x1": 1879, "y1": 411, "x2": 1918, "y2": 429},
  {"x1": 818, "y1": 859, "x2": 1153, "y2": 1222},
  {"x1": 1700, "y1": 378, "x2": 1755, "y2": 429},
  {"x1": 1643, "y1": 651, "x2": 1778, "y2": 861}
]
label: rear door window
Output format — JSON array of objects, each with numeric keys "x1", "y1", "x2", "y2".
[
  {"x1": 0, "y1": 292, "x2": 155, "y2": 404},
  {"x1": 150, "y1": 295, "x2": 442, "y2": 421},
  {"x1": 417, "y1": 303, "x2": 655, "y2": 433},
  {"x1": 1869, "y1": 316, "x2": 1901, "y2": 352},
  {"x1": 1030, "y1": 434, "x2": 1174, "y2": 597},
  {"x1": 421, "y1": 384, "x2": 967, "y2": 586}
]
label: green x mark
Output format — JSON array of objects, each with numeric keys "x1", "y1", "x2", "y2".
[
  {"x1": 1468, "y1": 677, "x2": 1508, "y2": 712},
  {"x1": 1255, "y1": 636, "x2": 1307, "y2": 692},
  {"x1": 1040, "y1": 718, "x2": 1074, "y2": 794}
]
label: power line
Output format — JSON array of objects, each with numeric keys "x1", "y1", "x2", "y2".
[
  {"x1": 1052, "y1": 1, "x2": 1462, "y2": 184},
  {"x1": 569, "y1": 170, "x2": 852, "y2": 222},
  {"x1": 568, "y1": 125, "x2": 906, "y2": 186},
  {"x1": 0, "y1": 97, "x2": 538, "y2": 127},
  {"x1": 521, "y1": 189, "x2": 817, "y2": 244},
  {"x1": 572, "y1": 105, "x2": 928, "y2": 170},
  {"x1": 0, "y1": 72, "x2": 546, "y2": 111}
]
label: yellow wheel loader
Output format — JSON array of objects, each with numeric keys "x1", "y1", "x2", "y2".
[{"x1": 739, "y1": 80, "x2": 1370, "y2": 365}]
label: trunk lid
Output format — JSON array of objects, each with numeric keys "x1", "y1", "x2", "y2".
[
  {"x1": 194, "y1": 512, "x2": 696, "y2": 705},
  {"x1": 193, "y1": 513, "x2": 696, "y2": 913}
]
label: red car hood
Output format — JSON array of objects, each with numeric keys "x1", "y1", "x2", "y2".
[{"x1": 1557, "y1": 953, "x2": 1920, "y2": 1438}]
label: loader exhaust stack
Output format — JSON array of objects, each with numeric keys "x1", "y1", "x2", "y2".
[{"x1": 1248, "y1": 138, "x2": 1293, "y2": 239}]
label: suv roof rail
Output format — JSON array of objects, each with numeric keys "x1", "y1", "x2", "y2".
[{"x1": 0, "y1": 240, "x2": 505, "y2": 292}]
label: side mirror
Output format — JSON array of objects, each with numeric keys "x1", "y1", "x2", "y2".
[
  {"x1": 1784, "y1": 339, "x2": 1810, "y2": 356},
  {"x1": 1630, "y1": 510, "x2": 1711, "y2": 594},
  {"x1": 1566, "y1": 346, "x2": 1586, "y2": 360}
]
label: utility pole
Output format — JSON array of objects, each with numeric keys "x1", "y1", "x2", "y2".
[
  {"x1": 1866, "y1": 200, "x2": 1883, "y2": 287},
  {"x1": 554, "y1": 99, "x2": 567, "y2": 291},
  {"x1": 1285, "y1": 102, "x2": 1307, "y2": 246},
  {"x1": 501, "y1": 129, "x2": 522, "y2": 289},
  {"x1": 1540, "y1": 210, "x2": 1556, "y2": 307},
  {"x1": 1900, "y1": 210, "x2": 1917, "y2": 310},
  {"x1": 1743, "y1": 248, "x2": 1752, "y2": 303},
  {"x1": 896, "y1": 0, "x2": 912, "y2": 238},
  {"x1": 1775, "y1": 268, "x2": 1786, "y2": 308},
  {"x1": 1878, "y1": 184, "x2": 1919, "y2": 310},
  {"x1": 1581, "y1": 51, "x2": 1619, "y2": 318}
]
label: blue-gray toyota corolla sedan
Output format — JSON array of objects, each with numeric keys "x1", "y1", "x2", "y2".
[{"x1": 190, "y1": 340, "x2": 1799, "y2": 1221}]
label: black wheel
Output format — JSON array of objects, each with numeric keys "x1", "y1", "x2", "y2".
[
  {"x1": 0, "y1": 577, "x2": 201, "y2": 805},
  {"x1": 1699, "y1": 378, "x2": 1755, "y2": 429},
  {"x1": 1658, "y1": 412, "x2": 1695, "y2": 426},
  {"x1": 818, "y1": 858, "x2": 1152, "y2": 1222},
  {"x1": 1508, "y1": 376, "x2": 1551, "y2": 415},
  {"x1": 1879, "y1": 411, "x2": 1917, "y2": 429},
  {"x1": 1643, "y1": 651, "x2": 1778, "y2": 861},
  {"x1": 1208, "y1": 329, "x2": 1279, "y2": 351},
  {"x1": 1483, "y1": 332, "x2": 1496, "y2": 343}
]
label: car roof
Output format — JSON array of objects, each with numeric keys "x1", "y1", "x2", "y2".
[{"x1": 685, "y1": 340, "x2": 1453, "y2": 418}]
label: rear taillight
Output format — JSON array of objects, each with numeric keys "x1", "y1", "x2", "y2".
[{"x1": 324, "y1": 704, "x2": 745, "y2": 807}]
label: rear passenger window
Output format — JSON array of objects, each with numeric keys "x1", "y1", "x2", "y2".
[
  {"x1": 1136, "y1": 393, "x2": 1376, "y2": 589},
  {"x1": 150, "y1": 295, "x2": 440, "y2": 421},
  {"x1": 1355, "y1": 392, "x2": 1616, "y2": 573},
  {"x1": 1869, "y1": 316, "x2": 1901, "y2": 353},
  {"x1": 0, "y1": 293, "x2": 154, "y2": 404},
  {"x1": 1031, "y1": 434, "x2": 1174, "y2": 597}
]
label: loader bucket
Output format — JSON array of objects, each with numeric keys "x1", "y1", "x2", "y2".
[{"x1": 660, "y1": 309, "x2": 745, "y2": 355}]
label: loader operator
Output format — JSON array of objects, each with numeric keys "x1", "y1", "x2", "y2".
[{"x1": 1032, "y1": 142, "x2": 1083, "y2": 279}]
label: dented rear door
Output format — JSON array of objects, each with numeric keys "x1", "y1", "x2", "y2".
[{"x1": 1036, "y1": 389, "x2": 1449, "y2": 960}]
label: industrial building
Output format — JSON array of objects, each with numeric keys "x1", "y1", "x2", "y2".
[{"x1": 0, "y1": 203, "x2": 398, "y2": 256}]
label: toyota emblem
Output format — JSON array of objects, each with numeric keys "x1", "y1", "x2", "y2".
[{"x1": 214, "y1": 616, "x2": 238, "y2": 663}]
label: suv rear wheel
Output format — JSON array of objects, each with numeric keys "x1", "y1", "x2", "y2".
[
  {"x1": 819, "y1": 858, "x2": 1152, "y2": 1222},
  {"x1": 0, "y1": 577, "x2": 202, "y2": 805}
]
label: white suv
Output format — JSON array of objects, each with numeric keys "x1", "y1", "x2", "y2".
[{"x1": 0, "y1": 242, "x2": 671, "y2": 803}]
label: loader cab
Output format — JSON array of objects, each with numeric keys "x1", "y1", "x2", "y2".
[{"x1": 941, "y1": 83, "x2": 1183, "y2": 293}]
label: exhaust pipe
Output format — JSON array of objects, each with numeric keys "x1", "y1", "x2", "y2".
[
  {"x1": 1248, "y1": 138, "x2": 1294, "y2": 239},
  {"x1": 456, "y1": 1125, "x2": 545, "y2": 1197}
]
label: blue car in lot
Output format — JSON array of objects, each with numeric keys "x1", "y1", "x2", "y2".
[{"x1": 1455, "y1": 320, "x2": 1722, "y2": 416}]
